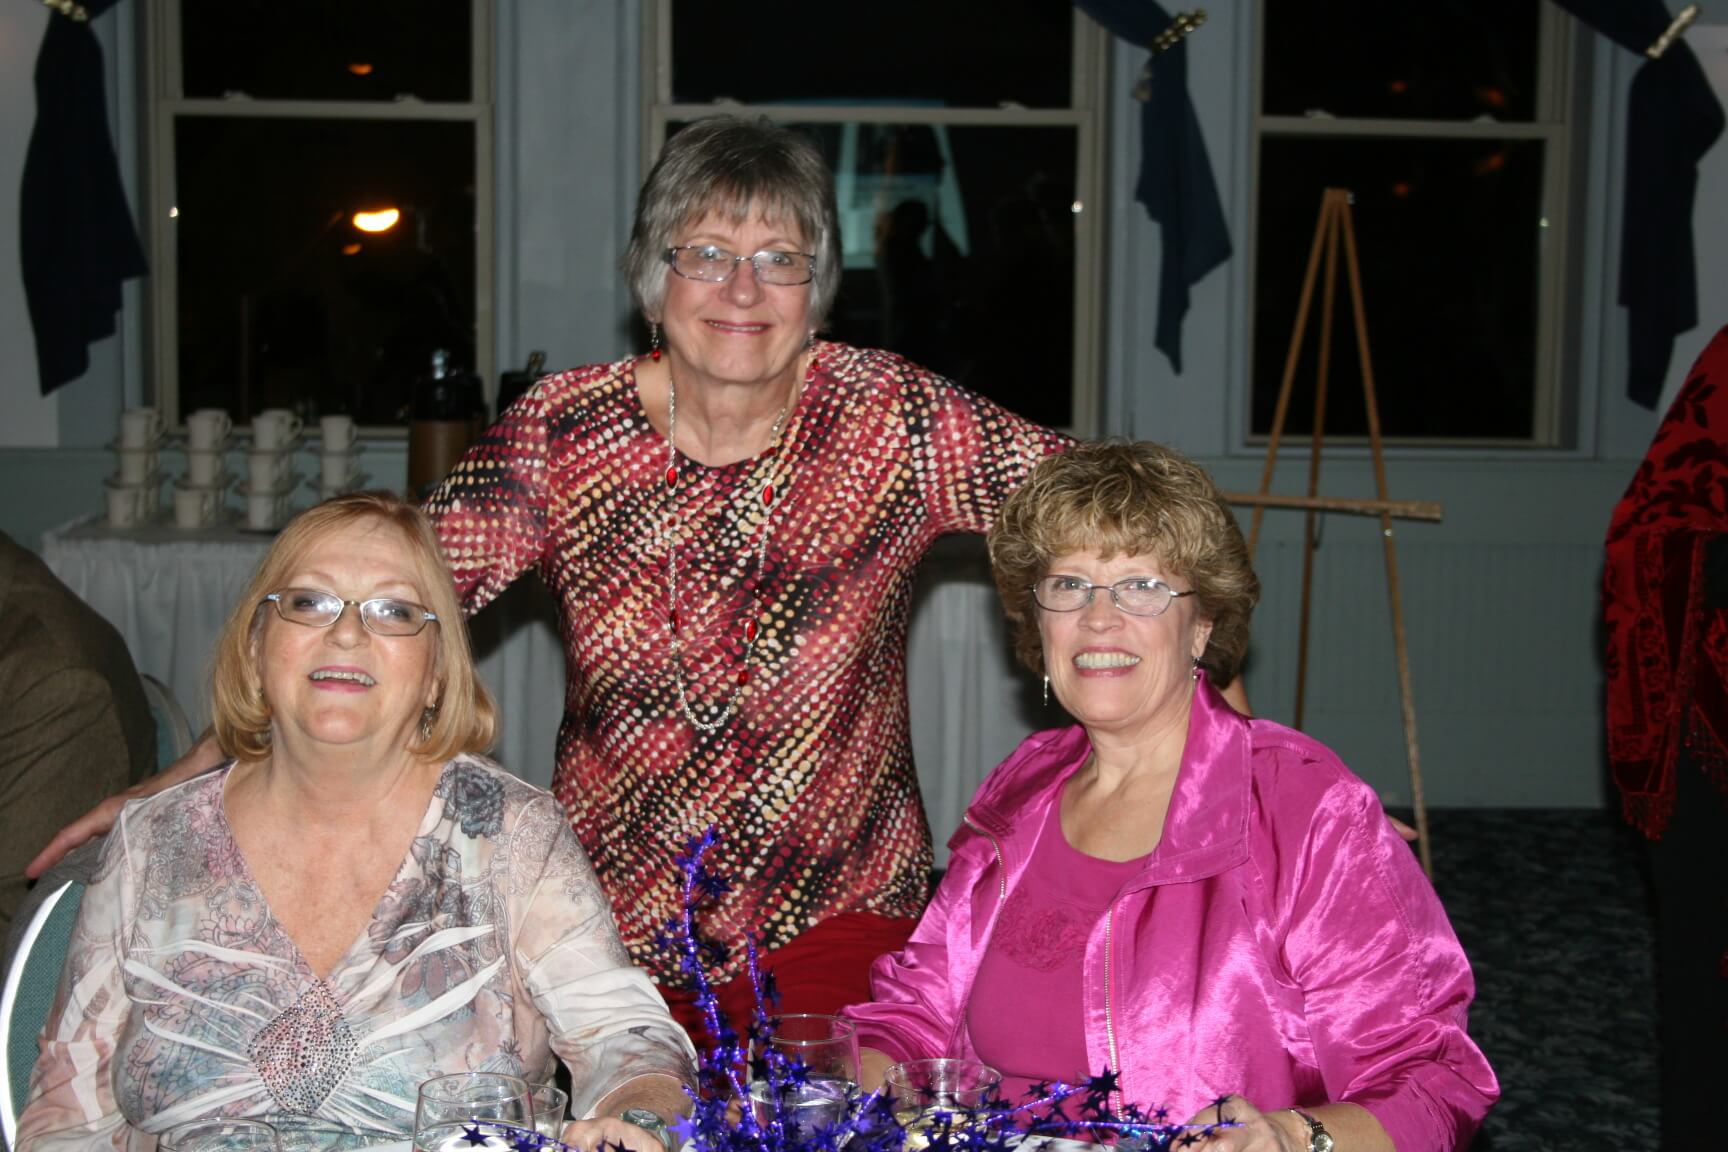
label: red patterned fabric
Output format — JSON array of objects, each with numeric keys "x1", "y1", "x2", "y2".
[
  {"x1": 1604, "y1": 325, "x2": 1728, "y2": 838},
  {"x1": 426, "y1": 341, "x2": 1069, "y2": 984}
]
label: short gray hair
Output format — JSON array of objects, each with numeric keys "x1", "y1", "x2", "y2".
[{"x1": 625, "y1": 117, "x2": 842, "y2": 329}]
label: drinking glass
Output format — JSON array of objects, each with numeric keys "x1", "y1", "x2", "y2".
[
  {"x1": 529, "y1": 1083, "x2": 569, "y2": 1139},
  {"x1": 159, "y1": 1118, "x2": 281, "y2": 1152},
  {"x1": 413, "y1": 1072, "x2": 535, "y2": 1152},
  {"x1": 885, "y1": 1057, "x2": 1001, "y2": 1145},
  {"x1": 748, "y1": 1014, "x2": 860, "y2": 1139}
]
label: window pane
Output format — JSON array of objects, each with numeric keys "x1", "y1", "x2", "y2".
[
  {"x1": 1262, "y1": 0, "x2": 1540, "y2": 122},
  {"x1": 668, "y1": 121, "x2": 1078, "y2": 428},
  {"x1": 671, "y1": 0, "x2": 1073, "y2": 108},
  {"x1": 181, "y1": 0, "x2": 472, "y2": 102},
  {"x1": 174, "y1": 117, "x2": 477, "y2": 426},
  {"x1": 1251, "y1": 136, "x2": 1544, "y2": 440}
]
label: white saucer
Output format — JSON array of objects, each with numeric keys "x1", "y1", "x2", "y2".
[
  {"x1": 237, "y1": 473, "x2": 304, "y2": 498},
  {"x1": 245, "y1": 434, "x2": 305, "y2": 454},
  {"x1": 104, "y1": 471, "x2": 166, "y2": 490},
  {"x1": 106, "y1": 435, "x2": 169, "y2": 452},
  {"x1": 308, "y1": 472, "x2": 369, "y2": 498},
  {"x1": 174, "y1": 472, "x2": 235, "y2": 492}
]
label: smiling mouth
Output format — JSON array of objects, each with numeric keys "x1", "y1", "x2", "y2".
[
  {"x1": 1074, "y1": 652, "x2": 1140, "y2": 669},
  {"x1": 706, "y1": 320, "x2": 769, "y2": 334},
  {"x1": 310, "y1": 669, "x2": 377, "y2": 686}
]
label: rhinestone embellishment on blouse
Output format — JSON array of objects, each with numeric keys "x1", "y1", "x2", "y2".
[{"x1": 247, "y1": 979, "x2": 359, "y2": 1113}]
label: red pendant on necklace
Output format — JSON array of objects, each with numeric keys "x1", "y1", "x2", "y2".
[
  {"x1": 735, "y1": 668, "x2": 750, "y2": 686},
  {"x1": 664, "y1": 465, "x2": 678, "y2": 488},
  {"x1": 744, "y1": 618, "x2": 759, "y2": 642},
  {"x1": 670, "y1": 610, "x2": 679, "y2": 631},
  {"x1": 761, "y1": 484, "x2": 776, "y2": 508}
]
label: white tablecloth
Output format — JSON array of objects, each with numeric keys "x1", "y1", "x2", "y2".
[{"x1": 42, "y1": 521, "x2": 1037, "y2": 862}]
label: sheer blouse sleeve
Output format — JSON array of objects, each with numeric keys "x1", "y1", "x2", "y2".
[
  {"x1": 15, "y1": 819, "x2": 140, "y2": 1152},
  {"x1": 506, "y1": 796, "x2": 697, "y2": 1119}
]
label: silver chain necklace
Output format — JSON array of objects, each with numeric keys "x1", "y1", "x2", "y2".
[{"x1": 662, "y1": 367, "x2": 800, "y2": 731}]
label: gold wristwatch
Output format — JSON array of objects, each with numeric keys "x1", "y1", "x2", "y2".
[{"x1": 1288, "y1": 1108, "x2": 1334, "y2": 1152}]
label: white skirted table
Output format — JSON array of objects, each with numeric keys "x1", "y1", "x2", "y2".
[{"x1": 42, "y1": 520, "x2": 1038, "y2": 863}]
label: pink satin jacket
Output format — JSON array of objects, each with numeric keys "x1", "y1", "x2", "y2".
[{"x1": 844, "y1": 679, "x2": 1498, "y2": 1152}]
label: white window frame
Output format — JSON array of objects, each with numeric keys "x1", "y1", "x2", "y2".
[
  {"x1": 1246, "y1": 2, "x2": 1577, "y2": 449},
  {"x1": 141, "y1": 0, "x2": 496, "y2": 430},
  {"x1": 642, "y1": 2, "x2": 1111, "y2": 437}
]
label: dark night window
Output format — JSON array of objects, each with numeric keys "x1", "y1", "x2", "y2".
[
  {"x1": 148, "y1": 1, "x2": 490, "y2": 426},
  {"x1": 1251, "y1": 1, "x2": 1574, "y2": 445}
]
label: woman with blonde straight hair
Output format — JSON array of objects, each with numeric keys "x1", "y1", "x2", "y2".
[{"x1": 16, "y1": 492, "x2": 695, "y2": 1152}]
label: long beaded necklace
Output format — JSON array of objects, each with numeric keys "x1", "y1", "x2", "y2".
[{"x1": 662, "y1": 366, "x2": 801, "y2": 731}]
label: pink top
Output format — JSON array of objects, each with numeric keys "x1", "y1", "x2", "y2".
[
  {"x1": 967, "y1": 801, "x2": 1143, "y2": 1086},
  {"x1": 845, "y1": 677, "x2": 1498, "y2": 1152}
]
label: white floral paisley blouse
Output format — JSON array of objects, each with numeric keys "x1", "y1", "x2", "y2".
[{"x1": 16, "y1": 755, "x2": 697, "y2": 1152}]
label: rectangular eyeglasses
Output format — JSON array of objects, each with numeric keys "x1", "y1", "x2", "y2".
[
  {"x1": 264, "y1": 589, "x2": 439, "y2": 637},
  {"x1": 664, "y1": 244, "x2": 816, "y2": 286}
]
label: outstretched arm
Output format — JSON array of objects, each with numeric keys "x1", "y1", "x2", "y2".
[{"x1": 26, "y1": 728, "x2": 224, "y2": 878}]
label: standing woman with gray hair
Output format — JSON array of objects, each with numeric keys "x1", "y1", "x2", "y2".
[
  {"x1": 420, "y1": 114, "x2": 1080, "y2": 1041},
  {"x1": 422, "y1": 116, "x2": 1071, "y2": 1039}
]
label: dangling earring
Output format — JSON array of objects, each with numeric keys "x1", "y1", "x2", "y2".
[
  {"x1": 1191, "y1": 657, "x2": 1202, "y2": 682},
  {"x1": 419, "y1": 705, "x2": 439, "y2": 742},
  {"x1": 649, "y1": 323, "x2": 662, "y2": 362},
  {"x1": 1042, "y1": 675, "x2": 1050, "y2": 707},
  {"x1": 805, "y1": 329, "x2": 816, "y2": 352}
]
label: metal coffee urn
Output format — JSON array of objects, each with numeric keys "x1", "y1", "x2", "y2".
[{"x1": 406, "y1": 348, "x2": 487, "y2": 500}]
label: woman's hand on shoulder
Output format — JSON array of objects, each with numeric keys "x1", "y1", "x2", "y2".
[
  {"x1": 1177, "y1": 1095, "x2": 1306, "y2": 1151},
  {"x1": 25, "y1": 729, "x2": 226, "y2": 877},
  {"x1": 558, "y1": 1116, "x2": 666, "y2": 1152}
]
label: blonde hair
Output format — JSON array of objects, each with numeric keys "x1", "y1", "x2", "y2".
[
  {"x1": 209, "y1": 491, "x2": 496, "y2": 762},
  {"x1": 988, "y1": 440, "x2": 1260, "y2": 686}
]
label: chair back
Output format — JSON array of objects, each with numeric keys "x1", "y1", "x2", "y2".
[
  {"x1": 140, "y1": 673, "x2": 194, "y2": 770},
  {"x1": 0, "y1": 880, "x2": 84, "y2": 1150}
]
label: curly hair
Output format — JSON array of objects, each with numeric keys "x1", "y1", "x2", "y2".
[
  {"x1": 209, "y1": 491, "x2": 496, "y2": 762},
  {"x1": 988, "y1": 440, "x2": 1259, "y2": 686}
]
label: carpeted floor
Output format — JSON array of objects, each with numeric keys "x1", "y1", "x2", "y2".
[{"x1": 1420, "y1": 808, "x2": 1659, "y2": 1151}]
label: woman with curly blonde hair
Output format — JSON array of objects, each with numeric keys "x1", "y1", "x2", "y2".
[{"x1": 847, "y1": 441, "x2": 1496, "y2": 1152}]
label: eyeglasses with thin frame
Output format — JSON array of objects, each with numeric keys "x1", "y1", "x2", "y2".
[
  {"x1": 264, "y1": 589, "x2": 439, "y2": 637},
  {"x1": 664, "y1": 244, "x2": 816, "y2": 286},
  {"x1": 1031, "y1": 575, "x2": 1197, "y2": 618}
]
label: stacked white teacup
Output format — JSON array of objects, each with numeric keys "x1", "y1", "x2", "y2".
[
  {"x1": 172, "y1": 408, "x2": 235, "y2": 530},
  {"x1": 240, "y1": 408, "x2": 303, "y2": 531},
  {"x1": 315, "y1": 414, "x2": 366, "y2": 501},
  {"x1": 104, "y1": 407, "x2": 167, "y2": 528}
]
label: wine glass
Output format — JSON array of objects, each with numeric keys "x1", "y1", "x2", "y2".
[
  {"x1": 158, "y1": 1119, "x2": 281, "y2": 1152},
  {"x1": 748, "y1": 1014, "x2": 860, "y2": 1138},
  {"x1": 413, "y1": 1072, "x2": 535, "y2": 1152}
]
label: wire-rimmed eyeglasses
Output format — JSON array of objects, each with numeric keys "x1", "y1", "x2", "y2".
[
  {"x1": 264, "y1": 589, "x2": 439, "y2": 637},
  {"x1": 1030, "y1": 575, "x2": 1197, "y2": 618},
  {"x1": 664, "y1": 244, "x2": 816, "y2": 286}
]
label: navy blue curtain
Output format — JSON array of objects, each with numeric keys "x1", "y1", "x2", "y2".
[
  {"x1": 21, "y1": 0, "x2": 148, "y2": 396},
  {"x1": 1549, "y1": 0, "x2": 1725, "y2": 408},
  {"x1": 1073, "y1": 0, "x2": 1232, "y2": 374}
]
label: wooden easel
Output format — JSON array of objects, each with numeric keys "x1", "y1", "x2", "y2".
[{"x1": 1225, "y1": 187, "x2": 1441, "y2": 876}]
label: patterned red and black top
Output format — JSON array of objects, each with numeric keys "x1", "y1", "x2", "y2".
[
  {"x1": 426, "y1": 341, "x2": 1070, "y2": 984},
  {"x1": 1604, "y1": 324, "x2": 1728, "y2": 839}
]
